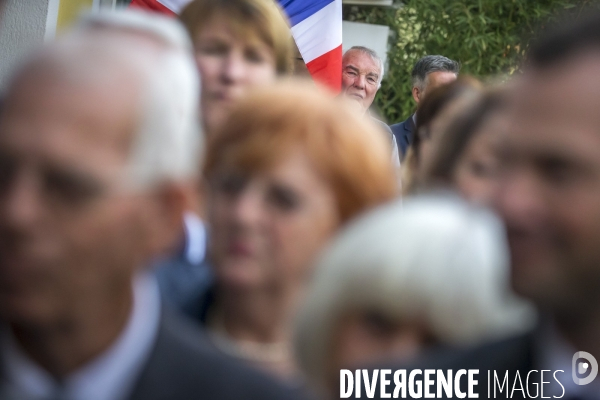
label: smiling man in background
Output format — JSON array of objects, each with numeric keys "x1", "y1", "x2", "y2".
[{"x1": 341, "y1": 46, "x2": 401, "y2": 170}]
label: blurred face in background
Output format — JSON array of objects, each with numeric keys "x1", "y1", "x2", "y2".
[
  {"x1": 341, "y1": 50, "x2": 381, "y2": 113},
  {"x1": 417, "y1": 99, "x2": 466, "y2": 178},
  {"x1": 453, "y1": 112, "x2": 505, "y2": 204},
  {"x1": 208, "y1": 148, "x2": 340, "y2": 291},
  {"x1": 496, "y1": 54, "x2": 600, "y2": 315},
  {"x1": 193, "y1": 13, "x2": 277, "y2": 137},
  {"x1": 0, "y1": 67, "x2": 173, "y2": 325}
]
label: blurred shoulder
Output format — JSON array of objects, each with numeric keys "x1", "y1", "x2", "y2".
[
  {"x1": 129, "y1": 310, "x2": 308, "y2": 400},
  {"x1": 408, "y1": 332, "x2": 535, "y2": 372},
  {"x1": 348, "y1": 332, "x2": 536, "y2": 400},
  {"x1": 371, "y1": 117, "x2": 392, "y2": 134}
]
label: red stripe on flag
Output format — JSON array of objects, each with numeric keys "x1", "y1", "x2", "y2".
[
  {"x1": 128, "y1": 0, "x2": 176, "y2": 16},
  {"x1": 306, "y1": 45, "x2": 342, "y2": 94}
]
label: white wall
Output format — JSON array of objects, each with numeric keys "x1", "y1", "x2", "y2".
[
  {"x1": 342, "y1": 21, "x2": 390, "y2": 77},
  {"x1": 0, "y1": 0, "x2": 51, "y2": 91}
]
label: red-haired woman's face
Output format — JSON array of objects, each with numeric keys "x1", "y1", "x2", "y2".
[
  {"x1": 193, "y1": 14, "x2": 277, "y2": 137},
  {"x1": 207, "y1": 149, "x2": 341, "y2": 290}
]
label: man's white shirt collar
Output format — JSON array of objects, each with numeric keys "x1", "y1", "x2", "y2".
[
  {"x1": 183, "y1": 211, "x2": 206, "y2": 265},
  {"x1": 1, "y1": 272, "x2": 161, "y2": 400}
]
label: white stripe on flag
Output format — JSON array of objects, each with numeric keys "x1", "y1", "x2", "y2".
[
  {"x1": 158, "y1": 0, "x2": 192, "y2": 13},
  {"x1": 291, "y1": 0, "x2": 342, "y2": 64}
]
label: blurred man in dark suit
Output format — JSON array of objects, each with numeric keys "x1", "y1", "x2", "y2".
[
  {"x1": 351, "y1": 11, "x2": 600, "y2": 400},
  {"x1": 0, "y1": 10, "x2": 304, "y2": 400},
  {"x1": 390, "y1": 55, "x2": 459, "y2": 158}
]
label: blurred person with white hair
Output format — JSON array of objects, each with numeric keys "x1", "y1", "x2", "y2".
[
  {"x1": 0, "y1": 10, "x2": 306, "y2": 400},
  {"x1": 294, "y1": 193, "x2": 534, "y2": 398},
  {"x1": 74, "y1": 10, "x2": 212, "y2": 315}
]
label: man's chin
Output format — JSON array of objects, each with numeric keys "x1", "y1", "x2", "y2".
[
  {"x1": 509, "y1": 249, "x2": 562, "y2": 300},
  {"x1": 0, "y1": 294, "x2": 61, "y2": 327},
  {"x1": 345, "y1": 97, "x2": 366, "y2": 114}
]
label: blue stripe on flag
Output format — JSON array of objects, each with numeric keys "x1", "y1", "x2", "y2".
[{"x1": 278, "y1": 0, "x2": 335, "y2": 26}]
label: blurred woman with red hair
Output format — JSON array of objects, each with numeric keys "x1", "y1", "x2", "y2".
[{"x1": 184, "y1": 81, "x2": 398, "y2": 384}]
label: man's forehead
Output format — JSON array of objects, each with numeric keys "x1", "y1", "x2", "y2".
[
  {"x1": 343, "y1": 50, "x2": 380, "y2": 72},
  {"x1": 505, "y1": 56, "x2": 600, "y2": 156},
  {"x1": 0, "y1": 63, "x2": 139, "y2": 164},
  {"x1": 513, "y1": 53, "x2": 600, "y2": 124},
  {"x1": 426, "y1": 71, "x2": 457, "y2": 86}
]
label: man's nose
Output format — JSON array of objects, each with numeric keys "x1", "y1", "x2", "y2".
[
  {"x1": 353, "y1": 74, "x2": 366, "y2": 89},
  {"x1": 495, "y1": 169, "x2": 547, "y2": 231},
  {"x1": 0, "y1": 170, "x2": 44, "y2": 231}
]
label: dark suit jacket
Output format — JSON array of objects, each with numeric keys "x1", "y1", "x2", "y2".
[
  {"x1": 130, "y1": 311, "x2": 306, "y2": 400},
  {"x1": 351, "y1": 332, "x2": 539, "y2": 400},
  {"x1": 153, "y1": 216, "x2": 212, "y2": 315},
  {"x1": 0, "y1": 312, "x2": 306, "y2": 400},
  {"x1": 153, "y1": 254, "x2": 213, "y2": 316},
  {"x1": 390, "y1": 114, "x2": 415, "y2": 158}
]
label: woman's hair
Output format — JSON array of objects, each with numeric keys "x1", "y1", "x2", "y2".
[
  {"x1": 413, "y1": 76, "x2": 482, "y2": 162},
  {"x1": 203, "y1": 80, "x2": 398, "y2": 224},
  {"x1": 294, "y1": 194, "x2": 535, "y2": 392},
  {"x1": 424, "y1": 88, "x2": 505, "y2": 185},
  {"x1": 402, "y1": 77, "x2": 482, "y2": 193},
  {"x1": 179, "y1": 0, "x2": 294, "y2": 75}
]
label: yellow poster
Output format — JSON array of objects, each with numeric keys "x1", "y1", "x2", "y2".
[{"x1": 56, "y1": 0, "x2": 95, "y2": 31}]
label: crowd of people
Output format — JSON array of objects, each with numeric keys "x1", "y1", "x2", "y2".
[{"x1": 0, "y1": 0, "x2": 600, "y2": 399}]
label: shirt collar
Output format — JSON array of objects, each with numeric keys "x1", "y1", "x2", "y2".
[
  {"x1": 2, "y1": 272, "x2": 161, "y2": 400},
  {"x1": 183, "y1": 211, "x2": 206, "y2": 265}
]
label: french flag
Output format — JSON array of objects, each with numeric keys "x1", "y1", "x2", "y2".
[
  {"x1": 129, "y1": 0, "x2": 178, "y2": 15},
  {"x1": 280, "y1": 0, "x2": 342, "y2": 92},
  {"x1": 129, "y1": 0, "x2": 342, "y2": 92}
]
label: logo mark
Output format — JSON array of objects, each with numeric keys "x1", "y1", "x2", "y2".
[{"x1": 572, "y1": 351, "x2": 598, "y2": 385}]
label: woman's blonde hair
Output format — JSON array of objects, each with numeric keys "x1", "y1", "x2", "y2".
[{"x1": 180, "y1": 0, "x2": 294, "y2": 75}]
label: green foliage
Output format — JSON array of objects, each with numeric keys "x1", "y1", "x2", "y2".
[{"x1": 344, "y1": 0, "x2": 599, "y2": 124}]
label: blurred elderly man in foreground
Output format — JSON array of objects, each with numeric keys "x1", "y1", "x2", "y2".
[{"x1": 0, "y1": 11, "x2": 304, "y2": 400}]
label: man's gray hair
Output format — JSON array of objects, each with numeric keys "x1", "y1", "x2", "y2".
[
  {"x1": 74, "y1": 9, "x2": 193, "y2": 52},
  {"x1": 344, "y1": 45, "x2": 384, "y2": 87},
  {"x1": 411, "y1": 54, "x2": 460, "y2": 90},
  {"x1": 67, "y1": 10, "x2": 201, "y2": 189}
]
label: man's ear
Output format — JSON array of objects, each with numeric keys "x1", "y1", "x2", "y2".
[
  {"x1": 412, "y1": 86, "x2": 421, "y2": 103},
  {"x1": 144, "y1": 182, "x2": 192, "y2": 257}
]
